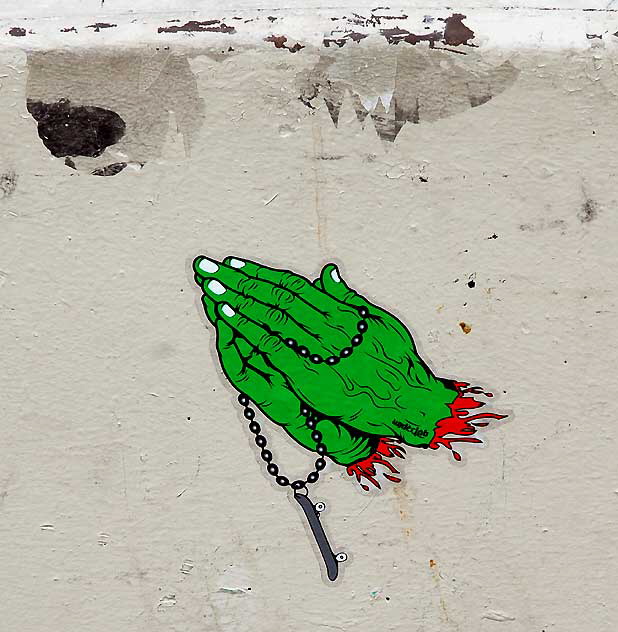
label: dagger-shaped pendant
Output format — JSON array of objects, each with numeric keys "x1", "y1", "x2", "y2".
[{"x1": 293, "y1": 491, "x2": 348, "y2": 581}]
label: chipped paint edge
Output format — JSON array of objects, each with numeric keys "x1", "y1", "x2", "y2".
[{"x1": 1, "y1": 8, "x2": 618, "y2": 51}]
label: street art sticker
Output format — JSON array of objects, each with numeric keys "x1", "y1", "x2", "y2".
[{"x1": 192, "y1": 255, "x2": 506, "y2": 580}]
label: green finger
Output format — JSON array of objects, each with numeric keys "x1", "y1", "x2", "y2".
[
  {"x1": 319, "y1": 263, "x2": 371, "y2": 309},
  {"x1": 194, "y1": 256, "x2": 324, "y2": 326},
  {"x1": 200, "y1": 277, "x2": 338, "y2": 352},
  {"x1": 220, "y1": 256, "x2": 339, "y2": 314},
  {"x1": 216, "y1": 302, "x2": 309, "y2": 378}
]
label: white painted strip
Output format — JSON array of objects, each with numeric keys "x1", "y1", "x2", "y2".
[{"x1": 0, "y1": 7, "x2": 617, "y2": 50}]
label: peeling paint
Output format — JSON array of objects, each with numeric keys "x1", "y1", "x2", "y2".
[
  {"x1": 264, "y1": 35, "x2": 305, "y2": 53},
  {"x1": 157, "y1": 20, "x2": 236, "y2": 34},
  {"x1": 26, "y1": 49, "x2": 205, "y2": 173}
]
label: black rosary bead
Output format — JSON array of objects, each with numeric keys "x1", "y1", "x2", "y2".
[
  {"x1": 260, "y1": 449, "x2": 272, "y2": 462},
  {"x1": 358, "y1": 306, "x2": 369, "y2": 318},
  {"x1": 306, "y1": 419, "x2": 317, "y2": 429},
  {"x1": 276, "y1": 475, "x2": 289, "y2": 487},
  {"x1": 357, "y1": 320, "x2": 368, "y2": 333},
  {"x1": 298, "y1": 346, "x2": 309, "y2": 357},
  {"x1": 243, "y1": 407, "x2": 255, "y2": 420},
  {"x1": 284, "y1": 338, "x2": 297, "y2": 348},
  {"x1": 238, "y1": 394, "x2": 249, "y2": 406},
  {"x1": 340, "y1": 347, "x2": 353, "y2": 358},
  {"x1": 306, "y1": 471, "x2": 319, "y2": 484},
  {"x1": 315, "y1": 458, "x2": 326, "y2": 471},
  {"x1": 267, "y1": 463, "x2": 279, "y2": 476},
  {"x1": 311, "y1": 430, "x2": 322, "y2": 442},
  {"x1": 310, "y1": 354, "x2": 323, "y2": 364},
  {"x1": 300, "y1": 405, "x2": 310, "y2": 416},
  {"x1": 291, "y1": 480, "x2": 306, "y2": 490},
  {"x1": 255, "y1": 435, "x2": 267, "y2": 447},
  {"x1": 249, "y1": 421, "x2": 261, "y2": 434},
  {"x1": 316, "y1": 443, "x2": 327, "y2": 455},
  {"x1": 351, "y1": 334, "x2": 363, "y2": 347},
  {"x1": 326, "y1": 356, "x2": 339, "y2": 365}
]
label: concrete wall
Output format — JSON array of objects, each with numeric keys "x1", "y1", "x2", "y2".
[{"x1": 1, "y1": 5, "x2": 617, "y2": 632}]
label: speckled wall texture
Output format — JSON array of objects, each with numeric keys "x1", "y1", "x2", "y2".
[{"x1": 1, "y1": 8, "x2": 617, "y2": 632}]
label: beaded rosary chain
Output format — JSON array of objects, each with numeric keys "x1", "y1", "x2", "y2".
[
  {"x1": 283, "y1": 305, "x2": 369, "y2": 364},
  {"x1": 237, "y1": 305, "x2": 370, "y2": 490},
  {"x1": 239, "y1": 394, "x2": 327, "y2": 490}
]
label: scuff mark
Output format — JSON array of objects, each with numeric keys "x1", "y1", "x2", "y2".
[
  {"x1": 8, "y1": 27, "x2": 27, "y2": 37},
  {"x1": 60, "y1": 27, "x2": 78, "y2": 33},
  {"x1": 0, "y1": 171, "x2": 17, "y2": 198},
  {"x1": 86, "y1": 23, "x2": 117, "y2": 32},
  {"x1": 264, "y1": 35, "x2": 305, "y2": 53},
  {"x1": 91, "y1": 162, "x2": 128, "y2": 176},
  {"x1": 158, "y1": 20, "x2": 235, "y2": 34},
  {"x1": 217, "y1": 586, "x2": 250, "y2": 595},
  {"x1": 157, "y1": 594, "x2": 177, "y2": 611},
  {"x1": 180, "y1": 559, "x2": 194, "y2": 574},
  {"x1": 482, "y1": 610, "x2": 516, "y2": 622},
  {"x1": 26, "y1": 99, "x2": 126, "y2": 158}
]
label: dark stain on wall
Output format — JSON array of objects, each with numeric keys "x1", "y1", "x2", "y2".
[
  {"x1": 86, "y1": 23, "x2": 117, "y2": 32},
  {"x1": 60, "y1": 27, "x2": 78, "y2": 33},
  {"x1": 0, "y1": 171, "x2": 17, "y2": 198},
  {"x1": 8, "y1": 27, "x2": 27, "y2": 37},
  {"x1": 157, "y1": 20, "x2": 236, "y2": 34},
  {"x1": 323, "y1": 32, "x2": 368, "y2": 47},
  {"x1": 26, "y1": 99, "x2": 126, "y2": 158},
  {"x1": 578, "y1": 198, "x2": 599, "y2": 223}
]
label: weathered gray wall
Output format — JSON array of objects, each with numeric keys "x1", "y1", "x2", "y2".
[{"x1": 1, "y1": 8, "x2": 617, "y2": 632}]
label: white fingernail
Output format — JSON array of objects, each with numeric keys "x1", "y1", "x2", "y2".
[
  {"x1": 330, "y1": 268, "x2": 341, "y2": 282},
  {"x1": 207, "y1": 279, "x2": 226, "y2": 295},
  {"x1": 229, "y1": 258, "x2": 245, "y2": 269},
  {"x1": 198, "y1": 257, "x2": 219, "y2": 273},
  {"x1": 221, "y1": 304, "x2": 235, "y2": 317}
]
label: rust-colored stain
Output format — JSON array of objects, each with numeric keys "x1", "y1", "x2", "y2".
[
  {"x1": 442, "y1": 13, "x2": 475, "y2": 46},
  {"x1": 8, "y1": 27, "x2": 27, "y2": 37},
  {"x1": 459, "y1": 322, "x2": 472, "y2": 334},
  {"x1": 158, "y1": 20, "x2": 236, "y2": 34},
  {"x1": 393, "y1": 483, "x2": 413, "y2": 538},
  {"x1": 429, "y1": 559, "x2": 436, "y2": 568},
  {"x1": 264, "y1": 35, "x2": 305, "y2": 53},
  {"x1": 381, "y1": 13, "x2": 476, "y2": 53}
]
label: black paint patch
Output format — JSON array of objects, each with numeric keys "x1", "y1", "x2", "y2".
[
  {"x1": 91, "y1": 162, "x2": 128, "y2": 176},
  {"x1": 60, "y1": 27, "x2": 78, "y2": 33},
  {"x1": 27, "y1": 99, "x2": 126, "y2": 158},
  {"x1": 9, "y1": 27, "x2": 26, "y2": 37},
  {"x1": 0, "y1": 171, "x2": 17, "y2": 197}
]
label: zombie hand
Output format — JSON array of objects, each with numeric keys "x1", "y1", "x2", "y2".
[{"x1": 193, "y1": 256, "x2": 504, "y2": 489}]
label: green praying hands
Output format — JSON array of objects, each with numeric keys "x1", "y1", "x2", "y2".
[{"x1": 193, "y1": 255, "x2": 504, "y2": 489}]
